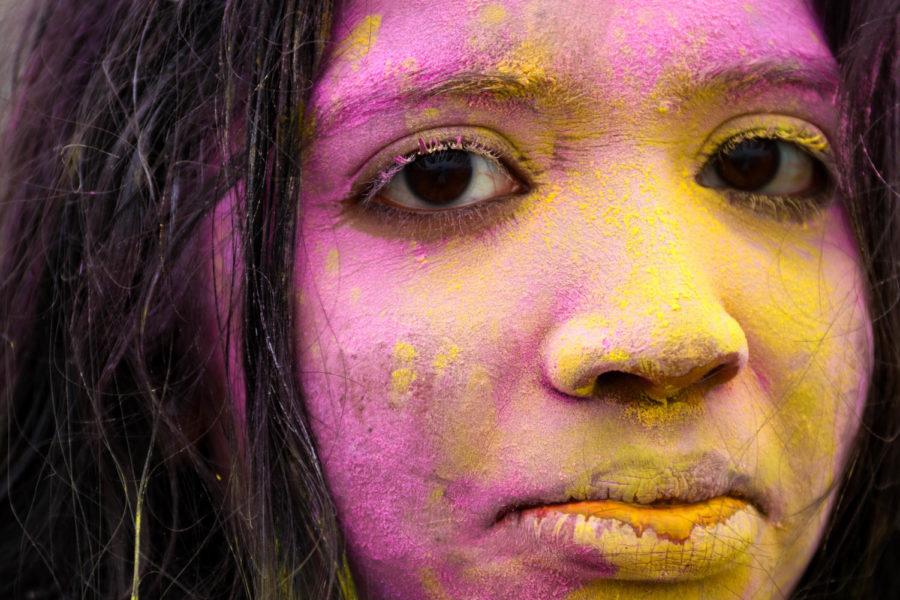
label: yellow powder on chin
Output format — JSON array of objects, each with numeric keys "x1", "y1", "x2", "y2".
[{"x1": 546, "y1": 497, "x2": 747, "y2": 542}]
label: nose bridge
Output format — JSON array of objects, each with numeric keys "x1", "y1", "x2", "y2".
[{"x1": 541, "y1": 194, "x2": 749, "y2": 401}]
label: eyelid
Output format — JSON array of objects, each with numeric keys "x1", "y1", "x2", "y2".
[
  {"x1": 694, "y1": 114, "x2": 837, "y2": 223},
  {"x1": 349, "y1": 126, "x2": 534, "y2": 207},
  {"x1": 695, "y1": 113, "x2": 835, "y2": 171}
]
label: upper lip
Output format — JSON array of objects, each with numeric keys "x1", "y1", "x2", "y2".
[{"x1": 493, "y1": 452, "x2": 774, "y2": 525}]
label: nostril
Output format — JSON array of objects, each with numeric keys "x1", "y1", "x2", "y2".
[
  {"x1": 594, "y1": 370, "x2": 641, "y2": 389},
  {"x1": 700, "y1": 363, "x2": 728, "y2": 383},
  {"x1": 698, "y1": 357, "x2": 741, "y2": 387},
  {"x1": 591, "y1": 370, "x2": 649, "y2": 398},
  {"x1": 589, "y1": 357, "x2": 741, "y2": 402}
]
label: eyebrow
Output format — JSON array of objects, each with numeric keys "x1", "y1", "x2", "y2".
[
  {"x1": 312, "y1": 57, "x2": 839, "y2": 136},
  {"x1": 666, "y1": 58, "x2": 839, "y2": 105}
]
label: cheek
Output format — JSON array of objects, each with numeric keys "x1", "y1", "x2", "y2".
[
  {"x1": 293, "y1": 203, "x2": 563, "y2": 551},
  {"x1": 294, "y1": 230, "x2": 523, "y2": 465},
  {"x1": 710, "y1": 203, "x2": 872, "y2": 486}
]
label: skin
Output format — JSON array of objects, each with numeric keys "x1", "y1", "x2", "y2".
[{"x1": 209, "y1": 0, "x2": 874, "y2": 598}]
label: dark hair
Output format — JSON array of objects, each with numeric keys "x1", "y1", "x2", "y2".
[
  {"x1": 0, "y1": 2, "x2": 342, "y2": 598},
  {"x1": 795, "y1": 2, "x2": 900, "y2": 598},
  {"x1": 0, "y1": 1, "x2": 896, "y2": 599}
]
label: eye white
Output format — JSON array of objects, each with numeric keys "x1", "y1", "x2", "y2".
[
  {"x1": 699, "y1": 139, "x2": 819, "y2": 196},
  {"x1": 756, "y1": 142, "x2": 815, "y2": 195},
  {"x1": 378, "y1": 152, "x2": 519, "y2": 210}
]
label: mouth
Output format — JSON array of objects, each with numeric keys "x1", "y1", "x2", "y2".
[
  {"x1": 519, "y1": 496, "x2": 750, "y2": 542},
  {"x1": 492, "y1": 458, "x2": 770, "y2": 580}
]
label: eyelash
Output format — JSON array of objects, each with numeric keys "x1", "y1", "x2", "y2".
[
  {"x1": 352, "y1": 135, "x2": 527, "y2": 234},
  {"x1": 697, "y1": 127, "x2": 834, "y2": 223},
  {"x1": 351, "y1": 128, "x2": 834, "y2": 231}
]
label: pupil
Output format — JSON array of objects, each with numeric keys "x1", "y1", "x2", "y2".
[
  {"x1": 715, "y1": 139, "x2": 780, "y2": 191},
  {"x1": 404, "y1": 150, "x2": 474, "y2": 206}
]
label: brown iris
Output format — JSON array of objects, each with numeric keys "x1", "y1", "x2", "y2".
[
  {"x1": 714, "y1": 138, "x2": 781, "y2": 191},
  {"x1": 403, "y1": 150, "x2": 473, "y2": 206}
]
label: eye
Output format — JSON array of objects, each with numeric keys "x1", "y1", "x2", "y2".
[
  {"x1": 376, "y1": 149, "x2": 523, "y2": 211},
  {"x1": 699, "y1": 137, "x2": 829, "y2": 197}
]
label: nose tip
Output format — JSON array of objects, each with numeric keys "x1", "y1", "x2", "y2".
[{"x1": 542, "y1": 313, "x2": 748, "y2": 403}]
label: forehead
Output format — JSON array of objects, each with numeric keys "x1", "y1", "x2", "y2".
[{"x1": 314, "y1": 0, "x2": 833, "y2": 120}]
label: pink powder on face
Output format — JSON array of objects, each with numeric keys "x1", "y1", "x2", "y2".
[{"x1": 212, "y1": 1, "x2": 873, "y2": 598}]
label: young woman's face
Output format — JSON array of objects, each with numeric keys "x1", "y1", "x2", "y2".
[{"x1": 236, "y1": 0, "x2": 873, "y2": 597}]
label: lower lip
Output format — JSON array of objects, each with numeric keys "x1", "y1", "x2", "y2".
[{"x1": 517, "y1": 496, "x2": 760, "y2": 580}]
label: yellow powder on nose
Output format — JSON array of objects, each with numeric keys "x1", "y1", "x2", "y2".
[
  {"x1": 607, "y1": 349, "x2": 630, "y2": 363},
  {"x1": 545, "y1": 497, "x2": 747, "y2": 542}
]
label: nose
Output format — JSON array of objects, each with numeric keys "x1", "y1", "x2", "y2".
[{"x1": 541, "y1": 300, "x2": 748, "y2": 403}]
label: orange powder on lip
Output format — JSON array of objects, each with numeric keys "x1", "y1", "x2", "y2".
[{"x1": 532, "y1": 496, "x2": 748, "y2": 542}]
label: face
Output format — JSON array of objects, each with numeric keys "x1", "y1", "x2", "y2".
[{"x1": 217, "y1": 0, "x2": 874, "y2": 598}]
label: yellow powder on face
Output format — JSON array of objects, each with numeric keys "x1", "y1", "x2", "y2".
[
  {"x1": 433, "y1": 343, "x2": 461, "y2": 373},
  {"x1": 419, "y1": 568, "x2": 452, "y2": 600},
  {"x1": 545, "y1": 497, "x2": 747, "y2": 542},
  {"x1": 393, "y1": 341, "x2": 417, "y2": 362},
  {"x1": 404, "y1": 106, "x2": 442, "y2": 130},
  {"x1": 390, "y1": 341, "x2": 417, "y2": 404},
  {"x1": 563, "y1": 471, "x2": 595, "y2": 504},
  {"x1": 607, "y1": 349, "x2": 630, "y2": 363},
  {"x1": 334, "y1": 14, "x2": 382, "y2": 67},
  {"x1": 391, "y1": 368, "x2": 416, "y2": 394},
  {"x1": 479, "y1": 3, "x2": 508, "y2": 26},
  {"x1": 400, "y1": 56, "x2": 418, "y2": 71},
  {"x1": 770, "y1": 125, "x2": 829, "y2": 152},
  {"x1": 567, "y1": 560, "x2": 754, "y2": 600},
  {"x1": 624, "y1": 395, "x2": 705, "y2": 429},
  {"x1": 325, "y1": 248, "x2": 340, "y2": 275},
  {"x1": 496, "y1": 38, "x2": 552, "y2": 89},
  {"x1": 432, "y1": 365, "x2": 499, "y2": 479},
  {"x1": 428, "y1": 484, "x2": 446, "y2": 505}
]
